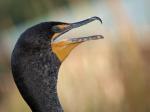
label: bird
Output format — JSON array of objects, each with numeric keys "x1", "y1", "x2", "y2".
[{"x1": 11, "y1": 16, "x2": 103, "y2": 112}]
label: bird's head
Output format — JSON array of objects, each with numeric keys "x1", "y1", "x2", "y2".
[
  {"x1": 11, "y1": 17, "x2": 104, "y2": 111},
  {"x1": 18, "y1": 17, "x2": 103, "y2": 62},
  {"x1": 49, "y1": 16, "x2": 104, "y2": 62}
]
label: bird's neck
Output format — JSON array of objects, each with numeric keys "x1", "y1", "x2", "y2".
[{"x1": 12, "y1": 48, "x2": 63, "y2": 112}]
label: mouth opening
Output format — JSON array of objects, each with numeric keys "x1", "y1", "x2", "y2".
[{"x1": 51, "y1": 16, "x2": 104, "y2": 44}]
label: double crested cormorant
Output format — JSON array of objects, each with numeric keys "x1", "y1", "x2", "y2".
[{"x1": 11, "y1": 16, "x2": 103, "y2": 112}]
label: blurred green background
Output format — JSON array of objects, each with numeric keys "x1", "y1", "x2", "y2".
[{"x1": 0, "y1": 0, "x2": 150, "y2": 112}]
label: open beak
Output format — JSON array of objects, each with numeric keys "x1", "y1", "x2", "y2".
[
  {"x1": 51, "y1": 16, "x2": 104, "y2": 43},
  {"x1": 51, "y1": 16, "x2": 104, "y2": 62}
]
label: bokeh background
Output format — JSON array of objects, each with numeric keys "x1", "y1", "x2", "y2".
[{"x1": 0, "y1": 0, "x2": 150, "y2": 112}]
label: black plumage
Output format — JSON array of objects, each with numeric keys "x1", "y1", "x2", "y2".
[
  {"x1": 11, "y1": 17, "x2": 103, "y2": 112},
  {"x1": 11, "y1": 22, "x2": 63, "y2": 112}
]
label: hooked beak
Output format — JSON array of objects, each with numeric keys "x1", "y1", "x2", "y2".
[
  {"x1": 51, "y1": 16, "x2": 104, "y2": 62},
  {"x1": 51, "y1": 16, "x2": 104, "y2": 43}
]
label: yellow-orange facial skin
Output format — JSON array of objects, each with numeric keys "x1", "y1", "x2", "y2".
[
  {"x1": 49, "y1": 24, "x2": 81, "y2": 62},
  {"x1": 54, "y1": 24, "x2": 70, "y2": 30},
  {"x1": 51, "y1": 41, "x2": 81, "y2": 62}
]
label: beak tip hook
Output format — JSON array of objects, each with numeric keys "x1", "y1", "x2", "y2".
[{"x1": 92, "y1": 16, "x2": 103, "y2": 24}]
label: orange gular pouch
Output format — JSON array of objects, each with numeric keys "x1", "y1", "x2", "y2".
[{"x1": 51, "y1": 41, "x2": 81, "y2": 61}]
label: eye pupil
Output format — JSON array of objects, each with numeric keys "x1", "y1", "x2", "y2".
[{"x1": 48, "y1": 32, "x2": 51, "y2": 35}]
